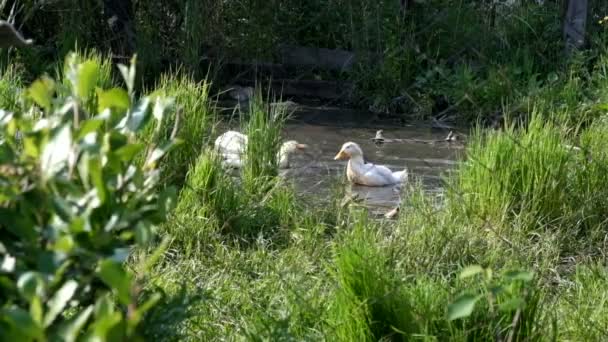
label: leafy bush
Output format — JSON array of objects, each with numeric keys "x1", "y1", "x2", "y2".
[
  {"x1": 0, "y1": 54, "x2": 177, "y2": 340},
  {"x1": 449, "y1": 265, "x2": 543, "y2": 341}
]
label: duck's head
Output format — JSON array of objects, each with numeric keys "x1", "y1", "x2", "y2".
[
  {"x1": 280, "y1": 140, "x2": 308, "y2": 155},
  {"x1": 334, "y1": 142, "x2": 363, "y2": 160},
  {"x1": 278, "y1": 140, "x2": 308, "y2": 168}
]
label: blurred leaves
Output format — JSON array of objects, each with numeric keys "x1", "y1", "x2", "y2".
[
  {"x1": 448, "y1": 265, "x2": 535, "y2": 322},
  {"x1": 0, "y1": 54, "x2": 176, "y2": 340}
]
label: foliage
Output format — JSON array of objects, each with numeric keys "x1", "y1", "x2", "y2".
[
  {"x1": 555, "y1": 264, "x2": 608, "y2": 340},
  {"x1": 11, "y1": 0, "x2": 608, "y2": 124},
  {"x1": 5, "y1": 1, "x2": 608, "y2": 340},
  {"x1": 448, "y1": 265, "x2": 541, "y2": 340},
  {"x1": 0, "y1": 54, "x2": 177, "y2": 340},
  {"x1": 451, "y1": 113, "x2": 608, "y2": 244},
  {"x1": 328, "y1": 211, "x2": 416, "y2": 340},
  {"x1": 0, "y1": 65, "x2": 23, "y2": 113},
  {"x1": 143, "y1": 71, "x2": 214, "y2": 189},
  {"x1": 242, "y1": 88, "x2": 287, "y2": 196}
]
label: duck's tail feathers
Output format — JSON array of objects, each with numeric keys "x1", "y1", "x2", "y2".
[{"x1": 392, "y1": 169, "x2": 408, "y2": 183}]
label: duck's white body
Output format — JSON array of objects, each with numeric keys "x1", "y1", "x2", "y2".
[
  {"x1": 335, "y1": 142, "x2": 407, "y2": 186},
  {"x1": 215, "y1": 131, "x2": 248, "y2": 154},
  {"x1": 214, "y1": 131, "x2": 306, "y2": 169}
]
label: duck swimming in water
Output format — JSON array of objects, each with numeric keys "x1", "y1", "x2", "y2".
[
  {"x1": 214, "y1": 130, "x2": 307, "y2": 169},
  {"x1": 334, "y1": 141, "x2": 408, "y2": 186}
]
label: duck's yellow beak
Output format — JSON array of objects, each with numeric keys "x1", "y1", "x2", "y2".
[
  {"x1": 334, "y1": 150, "x2": 349, "y2": 160},
  {"x1": 296, "y1": 143, "x2": 308, "y2": 150}
]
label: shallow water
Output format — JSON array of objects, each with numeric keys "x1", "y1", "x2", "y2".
[{"x1": 279, "y1": 123, "x2": 463, "y2": 216}]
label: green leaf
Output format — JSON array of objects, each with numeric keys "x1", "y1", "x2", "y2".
[
  {"x1": 78, "y1": 118, "x2": 105, "y2": 140},
  {"x1": 118, "y1": 55, "x2": 137, "y2": 96},
  {"x1": 54, "y1": 235, "x2": 75, "y2": 253},
  {"x1": 152, "y1": 96, "x2": 174, "y2": 123},
  {"x1": 488, "y1": 284, "x2": 504, "y2": 297},
  {"x1": 594, "y1": 103, "x2": 608, "y2": 111},
  {"x1": 44, "y1": 280, "x2": 78, "y2": 327},
  {"x1": 27, "y1": 76, "x2": 55, "y2": 111},
  {"x1": 1, "y1": 307, "x2": 44, "y2": 339},
  {"x1": 144, "y1": 139, "x2": 183, "y2": 169},
  {"x1": 447, "y1": 293, "x2": 481, "y2": 320},
  {"x1": 140, "y1": 236, "x2": 170, "y2": 275},
  {"x1": 57, "y1": 305, "x2": 93, "y2": 342},
  {"x1": 114, "y1": 143, "x2": 144, "y2": 162},
  {"x1": 17, "y1": 272, "x2": 45, "y2": 302},
  {"x1": 135, "y1": 222, "x2": 152, "y2": 246},
  {"x1": 89, "y1": 311, "x2": 123, "y2": 341},
  {"x1": 97, "y1": 87, "x2": 130, "y2": 114},
  {"x1": 127, "y1": 293, "x2": 161, "y2": 328},
  {"x1": 1, "y1": 254, "x2": 16, "y2": 272},
  {"x1": 76, "y1": 60, "x2": 100, "y2": 100},
  {"x1": 547, "y1": 72, "x2": 559, "y2": 83},
  {"x1": 498, "y1": 297, "x2": 525, "y2": 312},
  {"x1": 23, "y1": 136, "x2": 40, "y2": 158},
  {"x1": 30, "y1": 296, "x2": 43, "y2": 325},
  {"x1": 88, "y1": 156, "x2": 106, "y2": 204},
  {"x1": 98, "y1": 260, "x2": 132, "y2": 305},
  {"x1": 158, "y1": 186, "x2": 177, "y2": 220},
  {"x1": 127, "y1": 97, "x2": 151, "y2": 131},
  {"x1": 94, "y1": 293, "x2": 115, "y2": 318},
  {"x1": 0, "y1": 211, "x2": 37, "y2": 243},
  {"x1": 0, "y1": 109, "x2": 13, "y2": 125},
  {"x1": 459, "y1": 265, "x2": 484, "y2": 279},
  {"x1": 41, "y1": 124, "x2": 72, "y2": 180}
]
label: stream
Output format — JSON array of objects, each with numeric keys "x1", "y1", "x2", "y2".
[{"x1": 280, "y1": 123, "x2": 463, "y2": 216}]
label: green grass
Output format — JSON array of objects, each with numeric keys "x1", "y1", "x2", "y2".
[
  {"x1": 242, "y1": 88, "x2": 287, "y2": 196},
  {"x1": 57, "y1": 48, "x2": 114, "y2": 91},
  {"x1": 555, "y1": 264, "x2": 608, "y2": 340},
  {"x1": 143, "y1": 71, "x2": 215, "y2": 188},
  {"x1": 327, "y1": 210, "x2": 417, "y2": 340},
  {"x1": 139, "y1": 106, "x2": 608, "y2": 340},
  {"x1": 450, "y1": 113, "x2": 608, "y2": 254},
  {"x1": 0, "y1": 65, "x2": 23, "y2": 112}
]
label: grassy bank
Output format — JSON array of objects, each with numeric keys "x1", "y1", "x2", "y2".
[
  {"x1": 133, "y1": 109, "x2": 608, "y2": 340},
  {"x1": 110, "y1": 70, "x2": 608, "y2": 339}
]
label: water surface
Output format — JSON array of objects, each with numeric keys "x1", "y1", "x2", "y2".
[{"x1": 280, "y1": 123, "x2": 463, "y2": 216}]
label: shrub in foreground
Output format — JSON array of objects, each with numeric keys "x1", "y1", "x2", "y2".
[{"x1": 0, "y1": 55, "x2": 177, "y2": 340}]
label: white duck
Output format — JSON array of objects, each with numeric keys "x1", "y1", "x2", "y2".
[
  {"x1": 334, "y1": 141, "x2": 407, "y2": 186},
  {"x1": 214, "y1": 130, "x2": 307, "y2": 169}
]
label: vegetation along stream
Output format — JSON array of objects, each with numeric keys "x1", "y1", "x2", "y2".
[{"x1": 2, "y1": 1, "x2": 608, "y2": 341}]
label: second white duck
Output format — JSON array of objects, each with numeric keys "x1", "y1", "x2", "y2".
[
  {"x1": 334, "y1": 141, "x2": 407, "y2": 186},
  {"x1": 214, "y1": 130, "x2": 307, "y2": 169}
]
